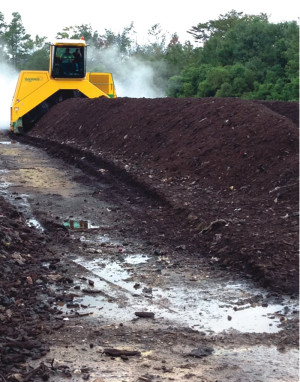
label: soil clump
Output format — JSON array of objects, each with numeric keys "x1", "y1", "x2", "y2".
[{"x1": 0, "y1": 196, "x2": 60, "y2": 380}]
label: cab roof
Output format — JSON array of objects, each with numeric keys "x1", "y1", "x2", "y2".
[{"x1": 52, "y1": 39, "x2": 87, "y2": 47}]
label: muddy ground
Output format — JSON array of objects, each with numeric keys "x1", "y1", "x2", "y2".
[{"x1": 0, "y1": 96, "x2": 299, "y2": 381}]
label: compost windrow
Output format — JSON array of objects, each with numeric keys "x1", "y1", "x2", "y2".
[{"x1": 24, "y1": 96, "x2": 299, "y2": 293}]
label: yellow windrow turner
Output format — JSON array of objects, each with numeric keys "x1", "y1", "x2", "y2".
[{"x1": 10, "y1": 38, "x2": 117, "y2": 132}]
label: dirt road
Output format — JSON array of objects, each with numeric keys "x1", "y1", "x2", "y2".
[{"x1": 0, "y1": 132, "x2": 298, "y2": 382}]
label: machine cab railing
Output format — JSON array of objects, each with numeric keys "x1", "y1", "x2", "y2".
[{"x1": 50, "y1": 39, "x2": 87, "y2": 79}]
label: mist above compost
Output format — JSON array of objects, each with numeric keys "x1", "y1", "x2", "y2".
[{"x1": 26, "y1": 96, "x2": 298, "y2": 294}]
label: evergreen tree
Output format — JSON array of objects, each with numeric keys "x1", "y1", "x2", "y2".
[
  {"x1": 3, "y1": 12, "x2": 33, "y2": 69},
  {"x1": 0, "y1": 12, "x2": 8, "y2": 61},
  {"x1": 168, "y1": 13, "x2": 299, "y2": 101}
]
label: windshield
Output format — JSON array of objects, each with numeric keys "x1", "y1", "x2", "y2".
[{"x1": 52, "y1": 45, "x2": 86, "y2": 78}]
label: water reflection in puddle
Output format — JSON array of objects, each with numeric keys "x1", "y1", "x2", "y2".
[
  {"x1": 0, "y1": 141, "x2": 15, "y2": 145},
  {"x1": 0, "y1": 186, "x2": 44, "y2": 231},
  {"x1": 66, "y1": 255, "x2": 298, "y2": 334},
  {"x1": 75, "y1": 256, "x2": 145, "y2": 294},
  {"x1": 124, "y1": 254, "x2": 149, "y2": 265},
  {"x1": 27, "y1": 217, "x2": 44, "y2": 231}
]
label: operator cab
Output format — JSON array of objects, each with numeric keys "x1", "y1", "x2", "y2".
[{"x1": 50, "y1": 40, "x2": 87, "y2": 79}]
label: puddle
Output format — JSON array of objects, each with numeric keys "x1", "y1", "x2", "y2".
[
  {"x1": 0, "y1": 181, "x2": 11, "y2": 190},
  {"x1": 64, "y1": 255, "x2": 298, "y2": 334},
  {"x1": 79, "y1": 233, "x2": 120, "y2": 247},
  {"x1": 150, "y1": 284, "x2": 289, "y2": 333},
  {"x1": 10, "y1": 194, "x2": 44, "y2": 229},
  {"x1": 75, "y1": 257, "x2": 141, "y2": 295},
  {"x1": 63, "y1": 220, "x2": 100, "y2": 229},
  {"x1": 124, "y1": 254, "x2": 149, "y2": 265},
  {"x1": 0, "y1": 141, "x2": 15, "y2": 145},
  {"x1": 0, "y1": 187, "x2": 44, "y2": 231},
  {"x1": 27, "y1": 217, "x2": 44, "y2": 231}
]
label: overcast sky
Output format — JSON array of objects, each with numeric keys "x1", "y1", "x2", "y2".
[{"x1": 1, "y1": 0, "x2": 299, "y2": 44}]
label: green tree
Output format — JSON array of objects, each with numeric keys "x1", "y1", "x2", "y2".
[
  {"x1": 167, "y1": 75, "x2": 184, "y2": 97},
  {"x1": 0, "y1": 11, "x2": 6, "y2": 36},
  {"x1": 56, "y1": 24, "x2": 100, "y2": 47},
  {"x1": 3, "y1": 12, "x2": 33, "y2": 69},
  {"x1": 0, "y1": 12, "x2": 8, "y2": 61},
  {"x1": 146, "y1": 23, "x2": 166, "y2": 56},
  {"x1": 99, "y1": 23, "x2": 135, "y2": 53},
  {"x1": 216, "y1": 82, "x2": 232, "y2": 97},
  {"x1": 281, "y1": 22, "x2": 299, "y2": 91},
  {"x1": 188, "y1": 10, "x2": 268, "y2": 43},
  {"x1": 165, "y1": 39, "x2": 195, "y2": 77},
  {"x1": 23, "y1": 44, "x2": 49, "y2": 70},
  {"x1": 171, "y1": 12, "x2": 298, "y2": 101},
  {"x1": 219, "y1": 19, "x2": 278, "y2": 66},
  {"x1": 197, "y1": 66, "x2": 230, "y2": 96},
  {"x1": 167, "y1": 64, "x2": 213, "y2": 97},
  {"x1": 56, "y1": 27, "x2": 70, "y2": 39}
]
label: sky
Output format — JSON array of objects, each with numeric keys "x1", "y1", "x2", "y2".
[{"x1": 1, "y1": 0, "x2": 299, "y2": 44}]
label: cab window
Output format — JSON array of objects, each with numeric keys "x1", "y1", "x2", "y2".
[{"x1": 52, "y1": 46, "x2": 85, "y2": 78}]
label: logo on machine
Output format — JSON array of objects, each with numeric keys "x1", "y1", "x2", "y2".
[{"x1": 25, "y1": 77, "x2": 41, "y2": 82}]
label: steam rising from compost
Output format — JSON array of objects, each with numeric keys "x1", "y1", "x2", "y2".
[
  {"x1": 0, "y1": 61, "x2": 18, "y2": 130},
  {"x1": 87, "y1": 47, "x2": 166, "y2": 98}
]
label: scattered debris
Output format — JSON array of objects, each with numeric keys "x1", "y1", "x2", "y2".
[
  {"x1": 104, "y1": 348, "x2": 141, "y2": 357},
  {"x1": 187, "y1": 346, "x2": 214, "y2": 358},
  {"x1": 135, "y1": 311, "x2": 155, "y2": 318}
]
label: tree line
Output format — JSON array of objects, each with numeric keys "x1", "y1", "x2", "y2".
[{"x1": 0, "y1": 10, "x2": 298, "y2": 101}]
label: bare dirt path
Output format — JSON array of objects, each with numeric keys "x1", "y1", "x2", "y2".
[{"x1": 0, "y1": 134, "x2": 298, "y2": 382}]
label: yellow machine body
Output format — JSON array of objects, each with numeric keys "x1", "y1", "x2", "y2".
[{"x1": 11, "y1": 39, "x2": 116, "y2": 132}]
